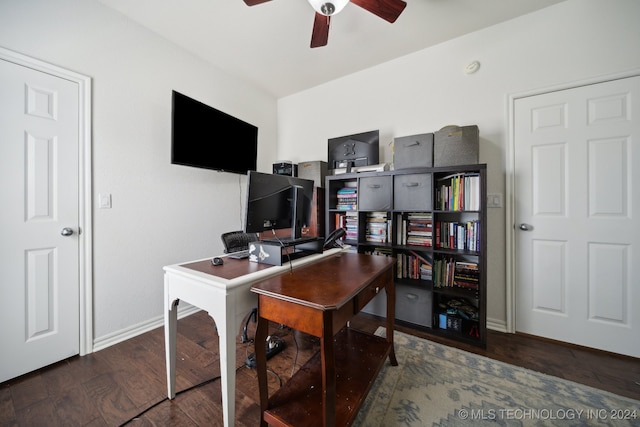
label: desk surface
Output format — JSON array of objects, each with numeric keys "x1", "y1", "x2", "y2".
[
  {"x1": 252, "y1": 252, "x2": 395, "y2": 310},
  {"x1": 180, "y1": 257, "x2": 274, "y2": 280},
  {"x1": 164, "y1": 247, "x2": 345, "y2": 290}
]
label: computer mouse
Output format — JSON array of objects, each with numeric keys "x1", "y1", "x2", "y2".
[{"x1": 212, "y1": 257, "x2": 224, "y2": 266}]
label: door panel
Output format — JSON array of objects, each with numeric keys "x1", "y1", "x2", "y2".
[
  {"x1": 0, "y1": 58, "x2": 80, "y2": 382},
  {"x1": 514, "y1": 76, "x2": 640, "y2": 358}
]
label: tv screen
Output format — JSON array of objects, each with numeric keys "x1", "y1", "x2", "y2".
[
  {"x1": 244, "y1": 171, "x2": 314, "y2": 241},
  {"x1": 171, "y1": 90, "x2": 258, "y2": 175},
  {"x1": 328, "y1": 130, "x2": 379, "y2": 170}
]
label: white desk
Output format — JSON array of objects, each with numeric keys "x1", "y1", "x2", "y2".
[{"x1": 163, "y1": 247, "x2": 345, "y2": 427}]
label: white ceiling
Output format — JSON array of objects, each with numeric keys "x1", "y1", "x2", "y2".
[{"x1": 98, "y1": 0, "x2": 566, "y2": 98}]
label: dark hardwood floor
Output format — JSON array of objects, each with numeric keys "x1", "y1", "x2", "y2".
[{"x1": 1, "y1": 310, "x2": 639, "y2": 426}]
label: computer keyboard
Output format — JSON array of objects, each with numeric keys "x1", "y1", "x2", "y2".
[{"x1": 228, "y1": 249, "x2": 250, "y2": 259}]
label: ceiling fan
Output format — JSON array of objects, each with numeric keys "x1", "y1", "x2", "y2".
[{"x1": 242, "y1": 0, "x2": 407, "y2": 48}]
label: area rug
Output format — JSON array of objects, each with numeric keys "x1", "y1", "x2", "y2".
[{"x1": 352, "y1": 328, "x2": 640, "y2": 427}]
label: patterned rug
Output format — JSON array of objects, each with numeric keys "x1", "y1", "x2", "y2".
[{"x1": 353, "y1": 328, "x2": 640, "y2": 427}]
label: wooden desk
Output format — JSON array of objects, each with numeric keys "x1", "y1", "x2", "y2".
[
  {"x1": 163, "y1": 247, "x2": 345, "y2": 427},
  {"x1": 251, "y1": 252, "x2": 397, "y2": 427}
]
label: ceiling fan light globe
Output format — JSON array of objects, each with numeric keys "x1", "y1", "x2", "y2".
[{"x1": 308, "y1": 0, "x2": 349, "y2": 16}]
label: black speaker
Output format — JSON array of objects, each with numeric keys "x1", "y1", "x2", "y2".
[{"x1": 273, "y1": 161, "x2": 297, "y2": 176}]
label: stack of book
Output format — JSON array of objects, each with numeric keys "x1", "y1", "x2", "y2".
[
  {"x1": 336, "y1": 187, "x2": 357, "y2": 210},
  {"x1": 364, "y1": 246, "x2": 393, "y2": 257},
  {"x1": 345, "y1": 211, "x2": 358, "y2": 241},
  {"x1": 365, "y1": 211, "x2": 389, "y2": 243},
  {"x1": 404, "y1": 212, "x2": 433, "y2": 247},
  {"x1": 454, "y1": 261, "x2": 479, "y2": 289}
]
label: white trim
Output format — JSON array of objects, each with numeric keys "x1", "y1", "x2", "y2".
[
  {"x1": 92, "y1": 306, "x2": 200, "y2": 352},
  {"x1": 0, "y1": 46, "x2": 94, "y2": 355},
  {"x1": 505, "y1": 69, "x2": 640, "y2": 335},
  {"x1": 486, "y1": 317, "x2": 507, "y2": 334}
]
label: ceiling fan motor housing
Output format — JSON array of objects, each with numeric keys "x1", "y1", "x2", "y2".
[
  {"x1": 321, "y1": 2, "x2": 336, "y2": 15},
  {"x1": 308, "y1": 0, "x2": 350, "y2": 16}
]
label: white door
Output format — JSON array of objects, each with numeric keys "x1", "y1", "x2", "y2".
[
  {"x1": 514, "y1": 75, "x2": 640, "y2": 358},
  {"x1": 0, "y1": 58, "x2": 81, "y2": 382}
]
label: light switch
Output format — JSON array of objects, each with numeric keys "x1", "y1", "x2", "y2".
[
  {"x1": 99, "y1": 193, "x2": 112, "y2": 209},
  {"x1": 487, "y1": 193, "x2": 503, "y2": 208}
]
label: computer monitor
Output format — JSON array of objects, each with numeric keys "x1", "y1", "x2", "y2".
[
  {"x1": 244, "y1": 171, "x2": 314, "y2": 241},
  {"x1": 327, "y1": 130, "x2": 379, "y2": 171}
]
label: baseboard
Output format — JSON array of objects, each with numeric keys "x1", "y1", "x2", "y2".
[
  {"x1": 92, "y1": 310, "x2": 509, "y2": 353},
  {"x1": 92, "y1": 304, "x2": 200, "y2": 352},
  {"x1": 486, "y1": 317, "x2": 508, "y2": 333}
]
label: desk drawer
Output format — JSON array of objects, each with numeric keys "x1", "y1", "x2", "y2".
[{"x1": 355, "y1": 272, "x2": 388, "y2": 313}]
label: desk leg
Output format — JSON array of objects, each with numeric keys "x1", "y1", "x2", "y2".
[
  {"x1": 385, "y1": 282, "x2": 398, "y2": 367},
  {"x1": 217, "y1": 314, "x2": 237, "y2": 427},
  {"x1": 165, "y1": 298, "x2": 179, "y2": 399},
  {"x1": 255, "y1": 310, "x2": 269, "y2": 427},
  {"x1": 321, "y1": 315, "x2": 336, "y2": 427}
]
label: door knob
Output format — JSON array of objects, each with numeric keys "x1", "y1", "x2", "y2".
[
  {"x1": 61, "y1": 227, "x2": 74, "y2": 236},
  {"x1": 519, "y1": 223, "x2": 532, "y2": 231}
]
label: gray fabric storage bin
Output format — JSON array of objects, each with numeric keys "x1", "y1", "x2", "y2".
[
  {"x1": 358, "y1": 176, "x2": 392, "y2": 211},
  {"x1": 393, "y1": 133, "x2": 434, "y2": 169},
  {"x1": 361, "y1": 285, "x2": 432, "y2": 328},
  {"x1": 434, "y1": 125, "x2": 479, "y2": 167},
  {"x1": 394, "y1": 173, "x2": 432, "y2": 211},
  {"x1": 396, "y1": 286, "x2": 432, "y2": 327},
  {"x1": 298, "y1": 160, "x2": 328, "y2": 187}
]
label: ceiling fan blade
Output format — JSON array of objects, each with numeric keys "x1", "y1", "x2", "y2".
[
  {"x1": 350, "y1": 0, "x2": 407, "y2": 23},
  {"x1": 311, "y1": 13, "x2": 330, "y2": 48},
  {"x1": 243, "y1": 0, "x2": 271, "y2": 5}
]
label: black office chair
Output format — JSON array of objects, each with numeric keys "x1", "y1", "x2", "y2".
[
  {"x1": 221, "y1": 230, "x2": 258, "y2": 254},
  {"x1": 221, "y1": 230, "x2": 259, "y2": 343}
]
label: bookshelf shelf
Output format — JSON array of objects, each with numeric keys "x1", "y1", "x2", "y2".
[{"x1": 326, "y1": 164, "x2": 487, "y2": 348}]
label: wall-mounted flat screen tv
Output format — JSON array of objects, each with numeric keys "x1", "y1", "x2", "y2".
[{"x1": 171, "y1": 90, "x2": 258, "y2": 175}]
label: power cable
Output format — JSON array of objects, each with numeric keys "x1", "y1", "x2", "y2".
[{"x1": 118, "y1": 365, "x2": 246, "y2": 426}]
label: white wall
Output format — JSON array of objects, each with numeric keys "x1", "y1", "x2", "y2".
[
  {"x1": 1, "y1": 0, "x2": 638, "y2": 348},
  {"x1": 277, "y1": 0, "x2": 640, "y2": 329},
  {"x1": 0, "y1": 0, "x2": 279, "y2": 345}
]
